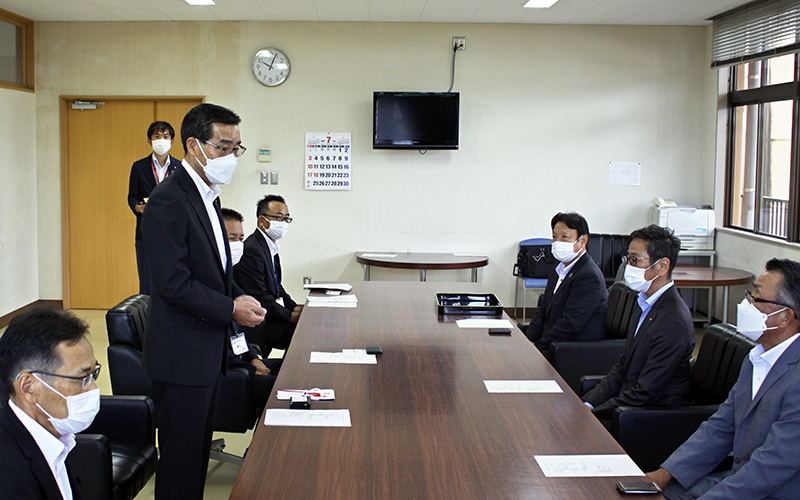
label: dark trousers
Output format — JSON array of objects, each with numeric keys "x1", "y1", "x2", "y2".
[
  {"x1": 135, "y1": 239, "x2": 150, "y2": 295},
  {"x1": 152, "y1": 378, "x2": 220, "y2": 500},
  {"x1": 262, "y1": 321, "x2": 296, "y2": 354}
]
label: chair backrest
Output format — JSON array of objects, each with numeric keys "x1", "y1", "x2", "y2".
[
  {"x1": 106, "y1": 294, "x2": 149, "y2": 351},
  {"x1": 587, "y1": 234, "x2": 631, "y2": 286},
  {"x1": 691, "y1": 323, "x2": 756, "y2": 405},
  {"x1": 605, "y1": 282, "x2": 638, "y2": 339}
]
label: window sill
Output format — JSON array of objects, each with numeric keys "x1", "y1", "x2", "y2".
[{"x1": 716, "y1": 227, "x2": 800, "y2": 250}]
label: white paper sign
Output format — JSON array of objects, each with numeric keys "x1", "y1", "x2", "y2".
[
  {"x1": 306, "y1": 133, "x2": 351, "y2": 191},
  {"x1": 534, "y1": 454, "x2": 644, "y2": 477},
  {"x1": 609, "y1": 162, "x2": 641, "y2": 186},
  {"x1": 310, "y1": 351, "x2": 377, "y2": 364},
  {"x1": 306, "y1": 295, "x2": 358, "y2": 308},
  {"x1": 455, "y1": 319, "x2": 514, "y2": 329},
  {"x1": 484, "y1": 380, "x2": 563, "y2": 393},
  {"x1": 264, "y1": 409, "x2": 352, "y2": 427},
  {"x1": 276, "y1": 389, "x2": 336, "y2": 401}
]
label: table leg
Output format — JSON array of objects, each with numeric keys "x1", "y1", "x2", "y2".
[
  {"x1": 364, "y1": 264, "x2": 370, "y2": 281},
  {"x1": 723, "y1": 286, "x2": 729, "y2": 323},
  {"x1": 471, "y1": 267, "x2": 478, "y2": 282},
  {"x1": 420, "y1": 269, "x2": 426, "y2": 282}
]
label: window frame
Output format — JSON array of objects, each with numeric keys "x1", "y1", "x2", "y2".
[
  {"x1": 0, "y1": 7, "x2": 34, "y2": 92},
  {"x1": 724, "y1": 54, "x2": 800, "y2": 241}
]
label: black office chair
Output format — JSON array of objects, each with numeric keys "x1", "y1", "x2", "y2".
[{"x1": 106, "y1": 294, "x2": 259, "y2": 464}]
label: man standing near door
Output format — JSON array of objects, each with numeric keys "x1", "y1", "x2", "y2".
[
  {"x1": 127, "y1": 121, "x2": 180, "y2": 294},
  {"x1": 142, "y1": 104, "x2": 266, "y2": 499}
]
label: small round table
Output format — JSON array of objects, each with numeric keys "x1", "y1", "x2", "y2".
[
  {"x1": 672, "y1": 265, "x2": 754, "y2": 323},
  {"x1": 356, "y1": 252, "x2": 489, "y2": 282}
]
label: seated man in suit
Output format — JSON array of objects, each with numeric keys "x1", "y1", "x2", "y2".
[
  {"x1": 524, "y1": 212, "x2": 608, "y2": 358},
  {"x1": 222, "y1": 207, "x2": 282, "y2": 407},
  {"x1": 648, "y1": 258, "x2": 800, "y2": 500},
  {"x1": 0, "y1": 308, "x2": 102, "y2": 499},
  {"x1": 127, "y1": 121, "x2": 180, "y2": 294},
  {"x1": 583, "y1": 225, "x2": 694, "y2": 419},
  {"x1": 234, "y1": 194, "x2": 302, "y2": 355}
]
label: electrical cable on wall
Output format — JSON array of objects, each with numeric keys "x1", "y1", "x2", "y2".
[{"x1": 448, "y1": 43, "x2": 458, "y2": 92}]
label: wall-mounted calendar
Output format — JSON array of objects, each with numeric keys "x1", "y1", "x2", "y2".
[{"x1": 305, "y1": 133, "x2": 351, "y2": 191}]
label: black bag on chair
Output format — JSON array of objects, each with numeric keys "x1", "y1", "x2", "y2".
[{"x1": 514, "y1": 244, "x2": 557, "y2": 279}]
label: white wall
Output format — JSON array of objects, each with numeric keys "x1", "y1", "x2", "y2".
[
  {"x1": 0, "y1": 87, "x2": 38, "y2": 316},
  {"x1": 31, "y1": 21, "x2": 717, "y2": 308}
]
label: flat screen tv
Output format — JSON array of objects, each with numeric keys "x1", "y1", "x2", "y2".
[{"x1": 373, "y1": 92, "x2": 459, "y2": 150}]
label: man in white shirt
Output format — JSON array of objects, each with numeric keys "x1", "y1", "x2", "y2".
[
  {"x1": 0, "y1": 308, "x2": 102, "y2": 500},
  {"x1": 648, "y1": 258, "x2": 800, "y2": 500}
]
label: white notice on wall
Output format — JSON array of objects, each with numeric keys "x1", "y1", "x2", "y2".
[
  {"x1": 609, "y1": 162, "x2": 641, "y2": 186},
  {"x1": 306, "y1": 133, "x2": 351, "y2": 191}
]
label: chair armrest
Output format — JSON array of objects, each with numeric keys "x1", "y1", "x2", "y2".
[
  {"x1": 549, "y1": 339, "x2": 625, "y2": 394},
  {"x1": 107, "y1": 345, "x2": 153, "y2": 398},
  {"x1": 612, "y1": 405, "x2": 720, "y2": 472},
  {"x1": 68, "y1": 434, "x2": 112, "y2": 500},
  {"x1": 579, "y1": 375, "x2": 605, "y2": 397},
  {"x1": 83, "y1": 395, "x2": 155, "y2": 444}
]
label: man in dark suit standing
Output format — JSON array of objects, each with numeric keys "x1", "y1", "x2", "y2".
[
  {"x1": 234, "y1": 194, "x2": 302, "y2": 355},
  {"x1": 583, "y1": 225, "x2": 694, "y2": 419},
  {"x1": 0, "y1": 308, "x2": 103, "y2": 500},
  {"x1": 142, "y1": 103, "x2": 266, "y2": 500},
  {"x1": 127, "y1": 121, "x2": 180, "y2": 294},
  {"x1": 524, "y1": 212, "x2": 608, "y2": 358},
  {"x1": 648, "y1": 258, "x2": 800, "y2": 499}
]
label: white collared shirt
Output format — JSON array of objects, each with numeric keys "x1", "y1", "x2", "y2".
[
  {"x1": 257, "y1": 227, "x2": 284, "y2": 306},
  {"x1": 749, "y1": 333, "x2": 800, "y2": 399},
  {"x1": 152, "y1": 153, "x2": 171, "y2": 183},
  {"x1": 553, "y1": 250, "x2": 584, "y2": 294},
  {"x1": 9, "y1": 399, "x2": 75, "y2": 500},
  {"x1": 635, "y1": 281, "x2": 675, "y2": 336},
  {"x1": 182, "y1": 159, "x2": 227, "y2": 271}
]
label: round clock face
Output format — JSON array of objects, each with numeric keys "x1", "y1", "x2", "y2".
[{"x1": 252, "y1": 48, "x2": 290, "y2": 87}]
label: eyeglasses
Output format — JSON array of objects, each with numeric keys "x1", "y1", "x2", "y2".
[
  {"x1": 623, "y1": 255, "x2": 651, "y2": 267},
  {"x1": 203, "y1": 140, "x2": 247, "y2": 158},
  {"x1": 28, "y1": 363, "x2": 102, "y2": 390},
  {"x1": 745, "y1": 290, "x2": 793, "y2": 310},
  {"x1": 261, "y1": 214, "x2": 293, "y2": 224}
]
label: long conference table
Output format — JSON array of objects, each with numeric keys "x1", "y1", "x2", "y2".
[{"x1": 230, "y1": 282, "x2": 651, "y2": 499}]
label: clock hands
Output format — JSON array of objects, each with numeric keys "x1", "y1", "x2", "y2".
[{"x1": 268, "y1": 53, "x2": 277, "y2": 71}]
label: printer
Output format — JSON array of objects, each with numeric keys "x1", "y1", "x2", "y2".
[{"x1": 650, "y1": 206, "x2": 715, "y2": 250}]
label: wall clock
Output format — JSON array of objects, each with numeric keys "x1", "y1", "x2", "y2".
[{"x1": 252, "y1": 48, "x2": 290, "y2": 87}]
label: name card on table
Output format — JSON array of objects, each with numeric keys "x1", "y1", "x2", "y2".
[
  {"x1": 264, "y1": 409, "x2": 352, "y2": 427},
  {"x1": 484, "y1": 380, "x2": 562, "y2": 393},
  {"x1": 534, "y1": 454, "x2": 644, "y2": 477},
  {"x1": 310, "y1": 350, "x2": 377, "y2": 364}
]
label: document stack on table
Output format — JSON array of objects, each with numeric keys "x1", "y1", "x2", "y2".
[{"x1": 304, "y1": 283, "x2": 357, "y2": 308}]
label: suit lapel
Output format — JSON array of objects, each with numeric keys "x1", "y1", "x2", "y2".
[
  {"x1": 177, "y1": 168, "x2": 226, "y2": 278},
  {"x1": 259, "y1": 233, "x2": 278, "y2": 293},
  {"x1": 743, "y1": 338, "x2": 800, "y2": 421},
  {"x1": 547, "y1": 254, "x2": 587, "y2": 311},
  {"x1": 2, "y1": 407, "x2": 66, "y2": 499}
]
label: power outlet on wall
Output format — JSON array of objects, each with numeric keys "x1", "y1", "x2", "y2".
[{"x1": 453, "y1": 37, "x2": 466, "y2": 51}]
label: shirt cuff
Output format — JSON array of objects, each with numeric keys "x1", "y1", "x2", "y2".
[{"x1": 583, "y1": 401, "x2": 594, "y2": 409}]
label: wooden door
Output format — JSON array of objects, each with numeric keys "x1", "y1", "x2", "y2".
[{"x1": 64, "y1": 98, "x2": 202, "y2": 309}]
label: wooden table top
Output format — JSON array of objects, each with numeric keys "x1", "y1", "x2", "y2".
[
  {"x1": 230, "y1": 282, "x2": 646, "y2": 500},
  {"x1": 356, "y1": 252, "x2": 489, "y2": 270},
  {"x1": 672, "y1": 264, "x2": 754, "y2": 288}
]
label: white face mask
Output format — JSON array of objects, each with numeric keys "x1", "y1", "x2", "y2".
[
  {"x1": 33, "y1": 374, "x2": 100, "y2": 435},
  {"x1": 229, "y1": 240, "x2": 244, "y2": 266},
  {"x1": 151, "y1": 138, "x2": 172, "y2": 156},
  {"x1": 194, "y1": 139, "x2": 238, "y2": 185},
  {"x1": 624, "y1": 259, "x2": 661, "y2": 293},
  {"x1": 552, "y1": 240, "x2": 580, "y2": 263},
  {"x1": 264, "y1": 219, "x2": 289, "y2": 241},
  {"x1": 736, "y1": 298, "x2": 787, "y2": 342}
]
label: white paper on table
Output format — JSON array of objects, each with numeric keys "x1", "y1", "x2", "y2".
[
  {"x1": 534, "y1": 454, "x2": 644, "y2": 477},
  {"x1": 359, "y1": 253, "x2": 397, "y2": 258},
  {"x1": 303, "y1": 283, "x2": 353, "y2": 292},
  {"x1": 310, "y1": 351, "x2": 377, "y2": 364},
  {"x1": 455, "y1": 319, "x2": 514, "y2": 329},
  {"x1": 484, "y1": 380, "x2": 563, "y2": 393},
  {"x1": 264, "y1": 409, "x2": 351, "y2": 427},
  {"x1": 276, "y1": 389, "x2": 335, "y2": 401},
  {"x1": 306, "y1": 295, "x2": 358, "y2": 308}
]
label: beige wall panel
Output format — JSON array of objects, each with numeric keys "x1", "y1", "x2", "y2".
[{"x1": 32, "y1": 21, "x2": 718, "y2": 307}]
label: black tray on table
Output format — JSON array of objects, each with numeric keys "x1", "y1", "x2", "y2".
[{"x1": 436, "y1": 293, "x2": 503, "y2": 315}]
